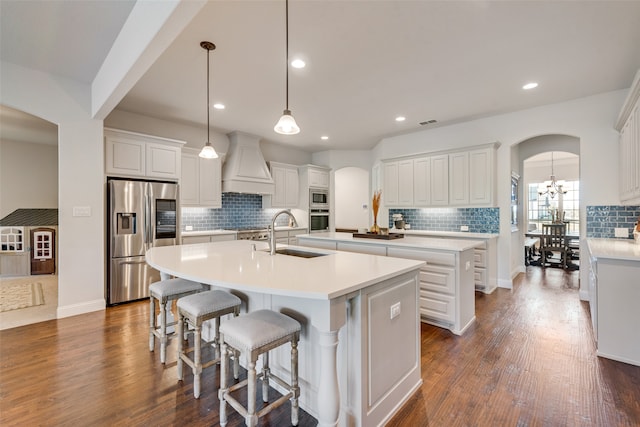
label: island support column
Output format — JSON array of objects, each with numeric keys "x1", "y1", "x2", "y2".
[{"x1": 314, "y1": 296, "x2": 347, "y2": 427}]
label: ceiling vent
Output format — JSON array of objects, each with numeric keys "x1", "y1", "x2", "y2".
[{"x1": 419, "y1": 119, "x2": 438, "y2": 126}]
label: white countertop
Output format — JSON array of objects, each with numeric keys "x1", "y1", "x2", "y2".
[
  {"x1": 298, "y1": 232, "x2": 483, "y2": 252},
  {"x1": 146, "y1": 240, "x2": 424, "y2": 300},
  {"x1": 390, "y1": 229, "x2": 498, "y2": 240},
  {"x1": 587, "y1": 238, "x2": 640, "y2": 262}
]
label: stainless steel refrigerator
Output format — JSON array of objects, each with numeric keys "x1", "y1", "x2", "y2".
[{"x1": 107, "y1": 179, "x2": 180, "y2": 305}]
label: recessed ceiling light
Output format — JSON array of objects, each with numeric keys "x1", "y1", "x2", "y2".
[
  {"x1": 213, "y1": 103, "x2": 225, "y2": 109},
  {"x1": 291, "y1": 59, "x2": 306, "y2": 68},
  {"x1": 522, "y1": 82, "x2": 538, "y2": 90},
  {"x1": 321, "y1": 136, "x2": 329, "y2": 140},
  {"x1": 395, "y1": 116, "x2": 406, "y2": 122}
]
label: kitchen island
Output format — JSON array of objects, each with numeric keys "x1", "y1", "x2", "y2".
[
  {"x1": 146, "y1": 240, "x2": 425, "y2": 426},
  {"x1": 586, "y1": 238, "x2": 640, "y2": 366},
  {"x1": 297, "y1": 232, "x2": 483, "y2": 335}
]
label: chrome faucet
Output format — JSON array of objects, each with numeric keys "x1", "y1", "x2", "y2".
[{"x1": 269, "y1": 209, "x2": 298, "y2": 255}]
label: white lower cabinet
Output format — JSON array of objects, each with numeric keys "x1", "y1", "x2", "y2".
[
  {"x1": 387, "y1": 247, "x2": 474, "y2": 335},
  {"x1": 181, "y1": 233, "x2": 236, "y2": 245},
  {"x1": 337, "y1": 241, "x2": 387, "y2": 256},
  {"x1": 274, "y1": 228, "x2": 309, "y2": 245}
]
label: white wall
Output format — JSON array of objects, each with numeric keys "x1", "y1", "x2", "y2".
[
  {"x1": 371, "y1": 90, "x2": 627, "y2": 296},
  {"x1": 334, "y1": 167, "x2": 370, "y2": 230},
  {"x1": 0, "y1": 139, "x2": 58, "y2": 218}
]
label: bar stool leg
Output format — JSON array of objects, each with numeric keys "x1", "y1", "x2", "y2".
[
  {"x1": 159, "y1": 300, "x2": 168, "y2": 363},
  {"x1": 149, "y1": 297, "x2": 156, "y2": 351},
  {"x1": 176, "y1": 314, "x2": 184, "y2": 381},
  {"x1": 193, "y1": 324, "x2": 202, "y2": 398},
  {"x1": 291, "y1": 340, "x2": 299, "y2": 426},
  {"x1": 247, "y1": 358, "x2": 258, "y2": 427},
  {"x1": 219, "y1": 340, "x2": 229, "y2": 427},
  {"x1": 262, "y1": 352, "x2": 270, "y2": 403}
]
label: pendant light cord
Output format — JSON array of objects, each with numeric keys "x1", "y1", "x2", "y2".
[
  {"x1": 285, "y1": 0, "x2": 289, "y2": 111},
  {"x1": 207, "y1": 46, "x2": 211, "y2": 143}
]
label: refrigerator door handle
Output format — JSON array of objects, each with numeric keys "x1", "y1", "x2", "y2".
[{"x1": 145, "y1": 194, "x2": 151, "y2": 246}]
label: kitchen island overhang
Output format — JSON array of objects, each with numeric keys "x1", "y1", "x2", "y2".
[{"x1": 146, "y1": 240, "x2": 425, "y2": 427}]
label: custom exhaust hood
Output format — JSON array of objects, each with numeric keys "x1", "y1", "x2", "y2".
[{"x1": 222, "y1": 131, "x2": 275, "y2": 194}]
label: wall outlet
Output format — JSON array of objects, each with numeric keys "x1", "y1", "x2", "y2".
[
  {"x1": 460, "y1": 225, "x2": 469, "y2": 232},
  {"x1": 185, "y1": 225, "x2": 193, "y2": 231},
  {"x1": 614, "y1": 227, "x2": 628, "y2": 238},
  {"x1": 390, "y1": 302, "x2": 401, "y2": 319}
]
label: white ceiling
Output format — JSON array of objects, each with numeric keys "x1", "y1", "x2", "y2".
[{"x1": 1, "y1": 1, "x2": 640, "y2": 151}]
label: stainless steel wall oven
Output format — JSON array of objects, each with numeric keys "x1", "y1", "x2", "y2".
[{"x1": 309, "y1": 209, "x2": 330, "y2": 233}]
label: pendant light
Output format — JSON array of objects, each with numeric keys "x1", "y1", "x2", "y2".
[
  {"x1": 199, "y1": 41, "x2": 219, "y2": 159},
  {"x1": 274, "y1": 0, "x2": 300, "y2": 135},
  {"x1": 538, "y1": 152, "x2": 567, "y2": 198}
]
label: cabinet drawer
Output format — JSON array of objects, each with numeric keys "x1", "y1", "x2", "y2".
[
  {"x1": 387, "y1": 247, "x2": 455, "y2": 266},
  {"x1": 337, "y1": 242, "x2": 387, "y2": 256},
  {"x1": 420, "y1": 265, "x2": 455, "y2": 295},
  {"x1": 419, "y1": 289, "x2": 455, "y2": 323},
  {"x1": 474, "y1": 267, "x2": 487, "y2": 288},
  {"x1": 474, "y1": 249, "x2": 487, "y2": 268},
  {"x1": 182, "y1": 235, "x2": 210, "y2": 245},
  {"x1": 299, "y1": 239, "x2": 337, "y2": 250}
]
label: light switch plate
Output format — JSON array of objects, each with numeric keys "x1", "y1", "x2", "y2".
[
  {"x1": 614, "y1": 228, "x2": 628, "y2": 238},
  {"x1": 73, "y1": 206, "x2": 91, "y2": 217}
]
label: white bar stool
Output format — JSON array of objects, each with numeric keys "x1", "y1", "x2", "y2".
[
  {"x1": 176, "y1": 290, "x2": 242, "y2": 398},
  {"x1": 149, "y1": 278, "x2": 203, "y2": 363},
  {"x1": 218, "y1": 309, "x2": 301, "y2": 427}
]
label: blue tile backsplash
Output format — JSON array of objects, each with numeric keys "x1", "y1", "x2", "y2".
[
  {"x1": 586, "y1": 205, "x2": 640, "y2": 238},
  {"x1": 388, "y1": 208, "x2": 500, "y2": 234},
  {"x1": 181, "y1": 193, "x2": 292, "y2": 230}
]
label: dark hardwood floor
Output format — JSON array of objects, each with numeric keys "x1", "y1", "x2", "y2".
[{"x1": 1, "y1": 266, "x2": 639, "y2": 426}]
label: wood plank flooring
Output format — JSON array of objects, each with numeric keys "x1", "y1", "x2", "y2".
[{"x1": 1, "y1": 267, "x2": 639, "y2": 426}]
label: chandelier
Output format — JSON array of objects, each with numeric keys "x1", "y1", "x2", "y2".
[{"x1": 538, "y1": 152, "x2": 567, "y2": 198}]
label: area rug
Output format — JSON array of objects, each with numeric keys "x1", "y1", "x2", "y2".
[{"x1": 0, "y1": 282, "x2": 45, "y2": 312}]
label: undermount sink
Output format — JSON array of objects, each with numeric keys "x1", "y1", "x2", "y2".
[{"x1": 266, "y1": 248, "x2": 329, "y2": 258}]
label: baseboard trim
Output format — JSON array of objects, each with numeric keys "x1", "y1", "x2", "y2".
[
  {"x1": 579, "y1": 288, "x2": 590, "y2": 301},
  {"x1": 498, "y1": 278, "x2": 513, "y2": 289},
  {"x1": 57, "y1": 298, "x2": 105, "y2": 319}
]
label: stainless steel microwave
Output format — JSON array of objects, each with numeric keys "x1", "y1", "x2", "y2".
[{"x1": 309, "y1": 188, "x2": 329, "y2": 209}]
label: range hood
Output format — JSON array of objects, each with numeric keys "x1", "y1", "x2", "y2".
[{"x1": 222, "y1": 131, "x2": 275, "y2": 194}]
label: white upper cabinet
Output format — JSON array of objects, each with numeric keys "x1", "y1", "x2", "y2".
[
  {"x1": 468, "y1": 147, "x2": 495, "y2": 205},
  {"x1": 398, "y1": 159, "x2": 414, "y2": 206},
  {"x1": 263, "y1": 162, "x2": 299, "y2": 208},
  {"x1": 430, "y1": 154, "x2": 449, "y2": 206},
  {"x1": 382, "y1": 143, "x2": 498, "y2": 208},
  {"x1": 383, "y1": 161, "x2": 399, "y2": 206},
  {"x1": 383, "y1": 159, "x2": 414, "y2": 207},
  {"x1": 617, "y1": 70, "x2": 640, "y2": 204},
  {"x1": 448, "y1": 151, "x2": 469, "y2": 206},
  {"x1": 304, "y1": 165, "x2": 330, "y2": 188},
  {"x1": 180, "y1": 148, "x2": 222, "y2": 208},
  {"x1": 105, "y1": 128, "x2": 184, "y2": 180},
  {"x1": 413, "y1": 156, "x2": 432, "y2": 206}
]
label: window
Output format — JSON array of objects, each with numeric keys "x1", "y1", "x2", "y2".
[{"x1": 527, "y1": 181, "x2": 579, "y2": 233}]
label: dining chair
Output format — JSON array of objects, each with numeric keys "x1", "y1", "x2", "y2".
[{"x1": 540, "y1": 223, "x2": 568, "y2": 269}]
